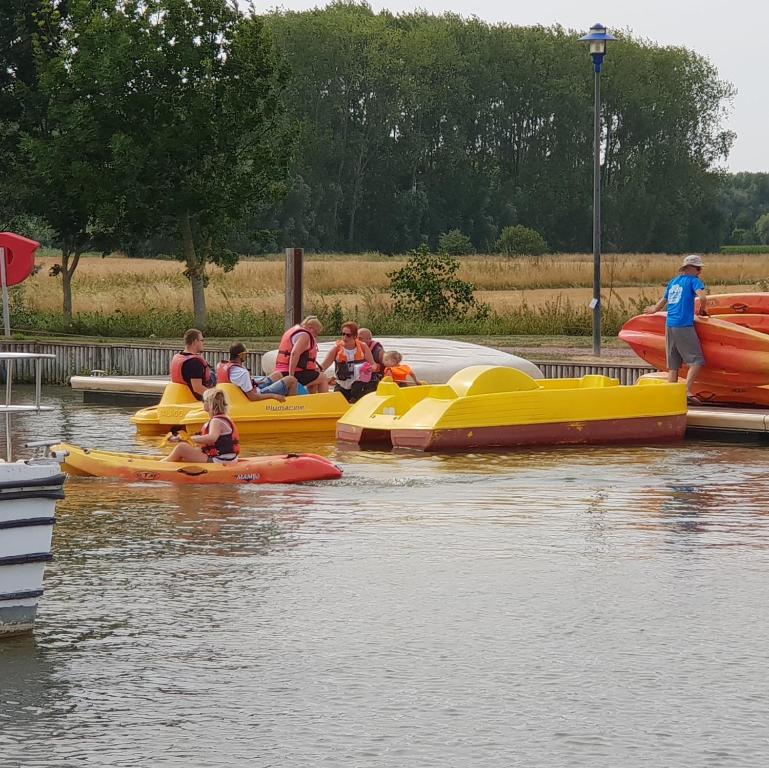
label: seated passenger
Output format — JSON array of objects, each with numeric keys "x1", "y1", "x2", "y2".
[
  {"x1": 274, "y1": 315, "x2": 329, "y2": 393},
  {"x1": 162, "y1": 388, "x2": 239, "y2": 463},
  {"x1": 318, "y1": 321, "x2": 376, "y2": 403},
  {"x1": 217, "y1": 342, "x2": 297, "y2": 401},
  {"x1": 382, "y1": 350, "x2": 420, "y2": 386},
  {"x1": 169, "y1": 328, "x2": 214, "y2": 400},
  {"x1": 358, "y1": 327, "x2": 386, "y2": 382}
]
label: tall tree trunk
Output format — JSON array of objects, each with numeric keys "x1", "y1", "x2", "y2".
[
  {"x1": 348, "y1": 140, "x2": 367, "y2": 246},
  {"x1": 181, "y1": 213, "x2": 207, "y2": 328},
  {"x1": 61, "y1": 247, "x2": 80, "y2": 322}
]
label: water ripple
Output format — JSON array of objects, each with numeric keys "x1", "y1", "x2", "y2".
[{"x1": 2, "y1": 389, "x2": 769, "y2": 767}]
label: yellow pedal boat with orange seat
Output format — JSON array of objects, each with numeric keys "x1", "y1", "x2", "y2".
[
  {"x1": 131, "y1": 383, "x2": 351, "y2": 436},
  {"x1": 336, "y1": 365, "x2": 687, "y2": 451},
  {"x1": 52, "y1": 443, "x2": 343, "y2": 485}
]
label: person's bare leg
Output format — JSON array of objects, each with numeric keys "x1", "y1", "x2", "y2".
[
  {"x1": 315, "y1": 372, "x2": 329, "y2": 393},
  {"x1": 161, "y1": 443, "x2": 208, "y2": 462},
  {"x1": 685, "y1": 363, "x2": 703, "y2": 396}
]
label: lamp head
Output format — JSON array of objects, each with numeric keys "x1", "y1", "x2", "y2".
[{"x1": 579, "y1": 23, "x2": 617, "y2": 72}]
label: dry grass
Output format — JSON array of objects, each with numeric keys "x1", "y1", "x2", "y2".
[{"x1": 25, "y1": 251, "x2": 769, "y2": 315}]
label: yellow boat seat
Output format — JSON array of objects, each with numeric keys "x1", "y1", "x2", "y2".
[
  {"x1": 158, "y1": 383, "x2": 199, "y2": 405},
  {"x1": 578, "y1": 375, "x2": 619, "y2": 388},
  {"x1": 447, "y1": 365, "x2": 540, "y2": 398}
]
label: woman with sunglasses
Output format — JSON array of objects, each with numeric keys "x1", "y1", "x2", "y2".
[{"x1": 318, "y1": 321, "x2": 375, "y2": 403}]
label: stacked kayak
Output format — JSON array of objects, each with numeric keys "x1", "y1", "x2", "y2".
[
  {"x1": 53, "y1": 443, "x2": 343, "y2": 485},
  {"x1": 132, "y1": 383, "x2": 350, "y2": 436},
  {"x1": 620, "y1": 293, "x2": 769, "y2": 406},
  {"x1": 336, "y1": 365, "x2": 686, "y2": 451}
]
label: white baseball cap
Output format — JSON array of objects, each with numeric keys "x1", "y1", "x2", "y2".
[{"x1": 681, "y1": 254, "x2": 703, "y2": 268}]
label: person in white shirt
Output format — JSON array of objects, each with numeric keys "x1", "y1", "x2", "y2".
[{"x1": 216, "y1": 343, "x2": 298, "y2": 401}]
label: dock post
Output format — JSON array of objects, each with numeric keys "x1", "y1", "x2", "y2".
[{"x1": 284, "y1": 247, "x2": 304, "y2": 329}]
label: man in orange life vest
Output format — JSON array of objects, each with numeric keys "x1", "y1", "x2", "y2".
[
  {"x1": 274, "y1": 315, "x2": 330, "y2": 394},
  {"x1": 169, "y1": 328, "x2": 215, "y2": 400},
  {"x1": 217, "y1": 342, "x2": 298, "y2": 401}
]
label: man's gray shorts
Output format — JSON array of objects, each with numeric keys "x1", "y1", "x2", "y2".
[{"x1": 666, "y1": 325, "x2": 705, "y2": 370}]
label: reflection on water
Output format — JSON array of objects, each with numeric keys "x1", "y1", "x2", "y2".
[{"x1": 2, "y1": 388, "x2": 769, "y2": 767}]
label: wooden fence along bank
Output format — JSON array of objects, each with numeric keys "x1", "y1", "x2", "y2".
[
  {"x1": 0, "y1": 341, "x2": 266, "y2": 384},
  {"x1": 0, "y1": 340, "x2": 652, "y2": 386}
]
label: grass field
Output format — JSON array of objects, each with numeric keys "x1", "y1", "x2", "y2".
[{"x1": 22, "y1": 251, "x2": 769, "y2": 317}]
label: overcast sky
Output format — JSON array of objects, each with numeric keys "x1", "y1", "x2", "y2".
[{"x1": 253, "y1": 0, "x2": 767, "y2": 173}]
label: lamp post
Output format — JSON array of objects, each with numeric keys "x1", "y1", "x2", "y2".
[{"x1": 579, "y1": 23, "x2": 616, "y2": 357}]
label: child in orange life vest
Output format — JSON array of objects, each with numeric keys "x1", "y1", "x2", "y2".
[{"x1": 382, "y1": 351, "x2": 420, "y2": 386}]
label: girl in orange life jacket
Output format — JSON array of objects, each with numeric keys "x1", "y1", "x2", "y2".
[
  {"x1": 318, "y1": 321, "x2": 376, "y2": 403},
  {"x1": 382, "y1": 350, "x2": 420, "y2": 386},
  {"x1": 161, "y1": 388, "x2": 240, "y2": 463}
]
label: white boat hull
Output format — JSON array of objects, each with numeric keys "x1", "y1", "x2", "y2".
[
  {"x1": 0, "y1": 461, "x2": 64, "y2": 636},
  {"x1": 262, "y1": 337, "x2": 543, "y2": 382}
]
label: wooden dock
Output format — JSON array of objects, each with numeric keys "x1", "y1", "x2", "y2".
[{"x1": 686, "y1": 405, "x2": 769, "y2": 438}]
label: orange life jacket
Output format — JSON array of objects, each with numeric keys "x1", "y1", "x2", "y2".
[
  {"x1": 385, "y1": 364, "x2": 413, "y2": 383},
  {"x1": 170, "y1": 352, "x2": 212, "y2": 393},
  {"x1": 216, "y1": 360, "x2": 248, "y2": 384},
  {"x1": 276, "y1": 325, "x2": 317, "y2": 373},
  {"x1": 200, "y1": 415, "x2": 240, "y2": 458},
  {"x1": 334, "y1": 340, "x2": 367, "y2": 381}
]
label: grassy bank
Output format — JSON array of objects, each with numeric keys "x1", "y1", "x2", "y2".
[{"x1": 11, "y1": 250, "x2": 766, "y2": 338}]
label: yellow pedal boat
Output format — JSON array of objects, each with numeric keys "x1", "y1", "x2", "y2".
[
  {"x1": 336, "y1": 365, "x2": 687, "y2": 451},
  {"x1": 53, "y1": 443, "x2": 343, "y2": 485},
  {"x1": 131, "y1": 383, "x2": 351, "y2": 436}
]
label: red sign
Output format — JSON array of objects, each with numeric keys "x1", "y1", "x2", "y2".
[{"x1": 0, "y1": 232, "x2": 40, "y2": 286}]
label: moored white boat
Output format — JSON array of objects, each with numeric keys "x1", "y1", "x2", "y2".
[
  {"x1": 0, "y1": 461, "x2": 64, "y2": 635},
  {"x1": 0, "y1": 351, "x2": 64, "y2": 636}
]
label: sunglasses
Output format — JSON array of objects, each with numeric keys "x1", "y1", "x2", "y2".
[{"x1": 342, "y1": 331, "x2": 355, "y2": 337}]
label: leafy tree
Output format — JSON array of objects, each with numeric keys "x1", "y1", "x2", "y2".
[
  {"x1": 388, "y1": 245, "x2": 488, "y2": 320},
  {"x1": 754, "y1": 212, "x2": 769, "y2": 245},
  {"x1": 495, "y1": 225, "x2": 549, "y2": 256},
  {"x1": 71, "y1": 0, "x2": 291, "y2": 327},
  {"x1": 263, "y1": 8, "x2": 734, "y2": 254},
  {"x1": 438, "y1": 229, "x2": 474, "y2": 256},
  {"x1": 4, "y1": 1, "x2": 117, "y2": 320}
]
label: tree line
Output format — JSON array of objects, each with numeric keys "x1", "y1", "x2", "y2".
[{"x1": 0, "y1": 0, "x2": 753, "y2": 326}]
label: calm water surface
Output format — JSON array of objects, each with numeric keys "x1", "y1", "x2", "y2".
[{"x1": 1, "y1": 388, "x2": 769, "y2": 767}]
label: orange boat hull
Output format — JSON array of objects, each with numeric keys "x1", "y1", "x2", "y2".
[
  {"x1": 619, "y1": 308, "x2": 769, "y2": 405},
  {"x1": 697, "y1": 293, "x2": 769, "y2": 315}
]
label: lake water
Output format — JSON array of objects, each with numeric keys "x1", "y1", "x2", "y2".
[{"x1": 2, "y1": 389, "x2": 769, "y2": 767}]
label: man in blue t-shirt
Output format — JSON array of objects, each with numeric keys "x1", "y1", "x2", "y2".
[{"x1": 645, "y1": 254, "x2": 708, "y2": 405}]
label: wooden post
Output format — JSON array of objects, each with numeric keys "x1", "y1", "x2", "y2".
[{"x1": 284, "y1": 247, "x2": 304, "y2": 330}]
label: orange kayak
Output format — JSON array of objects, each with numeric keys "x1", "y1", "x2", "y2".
[
  {"x1": 52, "y1": 443, "x2": 343, "y2": 485},
  {"x1": 697, "y1": 293, "x2": 769, "y2": 315},
  {"x1": 620, "y1": 313, "x2": 769, "y2": 386},
  {"x1": 638, "y1": 372, "x2": 769, "y2": 407}
]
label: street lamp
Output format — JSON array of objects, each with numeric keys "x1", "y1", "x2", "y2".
[{"x1": 579, "y1": 23, "x2": 616, "y2": 356}]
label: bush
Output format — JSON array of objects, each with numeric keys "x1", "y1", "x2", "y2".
[
  {"x1": 438, "y1": 229, "x2": 474, "y2": 256},
  {"x1": 495, "y1": 225, "x2": 548, "y2": 256},
  {"x1": 756, "y1": 212, "x2": 769, "y2": 245},
  {"x1": 388, "y1": 245, "x2": 489, "y2": 321}
]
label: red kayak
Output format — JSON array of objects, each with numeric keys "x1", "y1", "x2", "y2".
[
  {"x1": 696, "y1": 293, "x2": 769, "y2": 315},
  {"x1": 620, "y1": 312, "x2": 769, "y2": 386}
]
